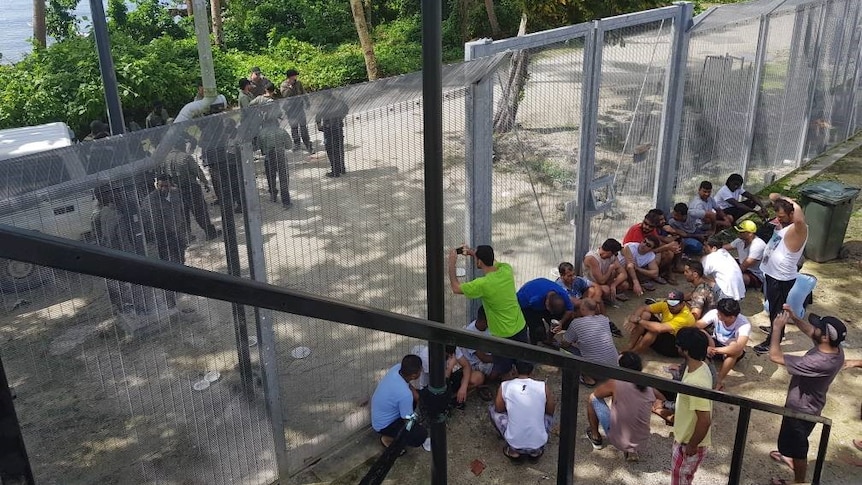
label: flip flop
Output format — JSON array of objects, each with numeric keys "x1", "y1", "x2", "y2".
[
  {"x1": 504, "y1": 445, "x2": 523, "y2": 462},
  {"x1": 769, "y1": 477, "x2": 789, "y2": 485},
  {"x1": 477, "y1": 385, "x2": 494, "y2": 402},
  {"x1": 653, "y1": 276, "x2": 668, "y2": 285},
  {"x1": 615, "y1": 293, "x2": 630, "y2": 302},
  {"x1": 853, "y1": 439, "x2": 862, "y2": 452},
  {"x1": 579, "y1": 376, "x2": 596, "y2": 387},
  {"x1": 769, "y1": 450, "x2": 795, "y2": 471}
]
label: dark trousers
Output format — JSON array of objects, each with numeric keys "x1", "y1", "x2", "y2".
[
  {"x1": 210, "y1": 163, "x2": 243, "y2": 211},
  {"x1": 290, "y1": 123, "x2": 311, "y2": 150},
  {"x1": 178, "y1": 181, "x2": 217, "y2": 237},
  {"x1": 377, "y1": 418, "x2": 427, "y2": 448},
  {"x1": 522, "y1": 307, "x2": 551, "y2": 344},
  {"x1": 155, "y1": 233, "x2": 186, "y2": 308},
  {"x1": 765, "y1": 274, "x2": 796, "y2": 343},
  {"x1": 263, "y1": 148, "x2": 291, "y2": 204},
  {"x1": 323, "y1": 125, "x2": 345, "y2": 174},
  {"x1": 724, "y1": 200, "x2": 758, "y2": 221}
]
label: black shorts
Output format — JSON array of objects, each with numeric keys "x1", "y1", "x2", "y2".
[
  {"x1": 491, "y1": 325, "x2": 530, "y2": 376},
  {"x1": 777, "y1": 417, "x2": 817, "y2": 459},
  {"x1": 378, "y1": 417, "x2": 428, "y2": 448}
]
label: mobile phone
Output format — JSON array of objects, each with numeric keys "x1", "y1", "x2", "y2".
[{"x1": 456, "y1": 246, "x2": 464, "y2": 254}]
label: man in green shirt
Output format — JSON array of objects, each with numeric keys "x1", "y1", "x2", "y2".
[{"x1": 449, "y1": 245, "x2": 528, "y2": 379}]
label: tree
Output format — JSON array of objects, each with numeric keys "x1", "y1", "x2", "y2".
[
  {"x1": 493, "y1": 13, "x2": 528, "y2": 133},
  {"x1": 46, "y1": 0, "x2": 79, "y2": 42},
  {"x1": 483, "y1": 0, "x2": 501, "y2": 38},
  {"x1": 211, "y1": 0, "x2": 224, "y2": 47},
  {"x1": 33, "y1": 0, "x2": 47, "y2": 48},
  {"x1": 350, "y1": 0, "x2": 379, "y2": 80}
]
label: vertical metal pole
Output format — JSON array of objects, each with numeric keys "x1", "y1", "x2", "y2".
[
  {"x1": 727, "y1": 407, "x2": 751, "y2": 485},
  {"x1": 191, "y1": 0, "x2": 218, "y2": 100},
  {"x1": 811, "y1": 423, "x2": 831, "y2": 485},
  {"x1": 741, "y1": 14, "x2": 771, "y2": 178},
  {"x1": 89, "y1": 0, "x2": 125, "y2": 135},
  {"x1": 556, "y1": 366, "x2": 580, "y2": 485},
  {"x1": 654, "y1": 2, "x2": 693, "y2": 212},
  {"x1": 239, "y1": 143, "x2": 289, "y2": 479},
  {"x1": 422, "y1": 1, "x2": 447, "y2": 483},
  {"x1": 795, "y1": 1, "x2": 829, "y2": 164},
  {"x1": 464, "y1": 38, "x2": 494, "y2": 321},
  {"x1": 573, "y1": 23, "x2": 603, "y2": 274},
  {"x1": 841, "y1": 5, "x2": 862, "y2": 140},
  {"x1": 0, "y1": 354, "x2": 34, "y2": 484}
]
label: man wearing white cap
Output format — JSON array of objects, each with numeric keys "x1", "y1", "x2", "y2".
[
  {"x1": 724, "y1": 220, "x2": 766, "y2": 289},
  {"x1": 767, "y1": 307, "x2": 845, "y2": 485}
]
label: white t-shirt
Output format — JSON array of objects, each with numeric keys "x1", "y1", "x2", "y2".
[
  {"x1": 456, "y1": 320, "x2": 491, "y2": 368},
  {"x1": 703, "y1": 248, "x2": 746, "y2": 300},
  {"x1": 617, "y1": 242, "x2": 656, "y2": 268},
  {"x1": 729, "y1": 237, "x2": 766, "y2": 282},
  {"x1": 701, "y1": 309, "x2": 751, "y2": 346},
  {"x1": 502, "y1": 377, "x2": 548, "y2": 450},
  {"x1": 713, "y1": 185, "x2": 744, "y2": 210}
]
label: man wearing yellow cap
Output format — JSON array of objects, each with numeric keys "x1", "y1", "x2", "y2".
[{"x1": 723, "y1": 220, "x2": 766, "y2": 289}]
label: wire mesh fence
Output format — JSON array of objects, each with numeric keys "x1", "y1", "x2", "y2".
[{"x1": 0, "y1": 0, "x2": 860, "y2": 483}]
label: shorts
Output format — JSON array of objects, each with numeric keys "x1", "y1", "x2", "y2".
[
  {"x1": 711, "y1": 349, "x2": 745, "y2": 362},
  {"x1": 742, "y1": 270, "x2": 763, "y2": 289},
  {"x1": 377, "y1": 417, "x2": 428, "y2": 448},
  {"x1": 651, "y1": 332, "x2": 679, "y2": 357},
  {"x1": 777, "y1": 417, "x2": 816, "y2": 459}
]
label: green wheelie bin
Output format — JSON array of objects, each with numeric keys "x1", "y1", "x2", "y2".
[{"x1": 799, "y1": 181, "x2": 860, "y2": 262}]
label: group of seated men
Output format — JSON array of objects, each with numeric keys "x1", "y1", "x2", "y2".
[{"x1": 366, "y1": 173, "x2": 787, "y2": 463}]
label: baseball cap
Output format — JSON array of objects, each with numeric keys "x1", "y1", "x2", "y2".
[
  {"x1": 666, "y1": 289, "x2": 684, "y2": 306},
  {"x1": 808, "y1": 314, "x2": 848, "y2": 346},
  {"x1": 735, "y1": 220, "x2": 757, "y2": 233}
]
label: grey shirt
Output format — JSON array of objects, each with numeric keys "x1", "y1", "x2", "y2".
[
  {"x1": 784, "y1": 347, "x2": 844, "y2": 416},
  {"x1": 562, "y1": 314, "x2": 619, "y2": 368}
]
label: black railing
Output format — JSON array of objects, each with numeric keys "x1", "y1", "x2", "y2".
[{"x1": 0, "y1": 225, "x2": 832, "y2": 485}]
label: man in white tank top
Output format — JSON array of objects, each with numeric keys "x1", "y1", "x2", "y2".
[
  {"x1": 489, "y1": 361, "x2": 556, "y2": 460},
  {"x1": 753, "y1": 194, "x2": 808, "y2": 355}
]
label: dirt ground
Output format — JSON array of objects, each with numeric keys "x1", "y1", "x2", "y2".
[{"x1": 333, "y1": 145, "x2": 862, "y2": 484}]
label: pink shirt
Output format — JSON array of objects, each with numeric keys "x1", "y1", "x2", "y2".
[{"x1": 609, "y1": 381, "x2": 654, "y2": 452}]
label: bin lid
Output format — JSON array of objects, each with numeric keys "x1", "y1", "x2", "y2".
[{"x1": 799, "y1": 181, "x2": 861, "y2": 205}]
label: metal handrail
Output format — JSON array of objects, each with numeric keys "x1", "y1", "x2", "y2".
[{"x1": 0, "y1": 225, "x2": 832, "y2": 484}]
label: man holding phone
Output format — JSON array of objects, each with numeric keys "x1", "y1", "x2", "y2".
[{"x1": 448, "y1": 245, "x2": 528, "y2": 380}]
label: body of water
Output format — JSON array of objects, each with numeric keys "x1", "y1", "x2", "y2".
[{"x1": 1, "y1": 0, "x2": 110, "y2": 64}]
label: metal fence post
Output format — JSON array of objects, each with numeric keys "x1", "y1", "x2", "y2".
[
  {"x1": 812, "y1": 423, "x2": 831, "y2": 484},
  {"x1": 573, "y1": 23, "x2": 603, "y2": 274},
  {"x1": 795, "y1": 0, "x2": 830, "y2": 164},
  {"x1": 556, "y1": 366, "x2": 580, "y2": 485},
  {"x1": 464, "y1": 38, "x2": 494, "y2": 319},
  {"x1": 728, "y1": 406, "x2": 751, "y2": 485},
  {"x1": 841, "y1": 4, "x2": 862, "y2": 140},
  {"x1": 654, "y1": 1, "x2": 693, "y2": 212},
  {"x1": 741, "y1": 14, "x2": 771, "y2": 178},
  {"x1": 239, "y1": 143, "x2": 289, "y2": 479}
]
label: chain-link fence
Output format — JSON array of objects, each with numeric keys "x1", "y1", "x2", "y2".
[{"x1": 0, "y1": 0, "x2": 860, "y2": 483}]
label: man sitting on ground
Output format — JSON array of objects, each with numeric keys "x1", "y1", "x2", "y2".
[
  {"x1": 714, "y1": 173, "x2": 768, "y2": 222},
  {"x1": 665, "y1": 202, "x2": 710, "y2": 257},
  {"x1": 370, "y1": 354, "x2": 428, "y2": 449},
  {"x1": 703, "y1": 238, "x2": 746, "y2": 301},
  {"x1": 683, "y1": 261, "x2": 715, "y2": 320},
  {"x1": 696, "y1": 298, "x2": 751, "y2": 391},
  {"x1": 724, "y1": 220, "x2": 766, "y2": 290},
  {"x1": 516, "y1": 277, "x2": 576, "y2": 345},
  {"x1": 584, "y1": 352, "x2": 658, "y2": 462},
  {"x1": 583, "y1": 238, "x2": 627, "y2": 302},
  {"x1": 617, "y1": 236, "x2": 661, "y2": 297},
  {"x1": 624, "y1": 211, "x2": 680, "y2": 285},
  {"x1": 555, "y1": 262, "x2": 603, "y2": 310},
  {"x1": 553, "y1": 299, "x2": 620, "y2": 385},
  {"x1": 689, "y1": 180, "x2": 732, "y2": 232},
  {"x1": 489, "y1": 361, "x2": 556, "y2": 461},
  {"x1": 624, "y1": 290, "x2": 696, "y2": 357},
  {"x1": 451, "y1": 306, "x2": 494, "y2": 401}
]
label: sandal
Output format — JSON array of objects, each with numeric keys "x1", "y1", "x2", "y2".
[
  {"x1": 504, "y1": 445, "x2": 523, "y2": 462},
  {"x1": 769, "y1": 450, "x2": 795, "y2": 471},
  {"x1": 769, "y1": 478, "x2": 789, "y2": 485},
  {"x1": 615, "y1": 293, "x2": 630, "y2": 302},
  {"x1": 854, "y1": 439, "x2": 862, "y2": 452},
  {"x1": 653, "y1": 276, "x2": 668, "y2": 285},
  {"x1": 477, "y1": 385, "x2": 494, "y2": 402},
  {"x1": 641, "y1": 281, "x2": 656, "y2": 291},
  {"x1": 579, "y1": 376, "x2": 596, "y2": 387}
]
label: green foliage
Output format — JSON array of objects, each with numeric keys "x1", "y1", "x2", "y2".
[
  {"x1": 46, "y1": 0, "x2": 80, "y2": 41},
  {"x1": 118, "y1": 0, "x2": 186, "y2": 41}
]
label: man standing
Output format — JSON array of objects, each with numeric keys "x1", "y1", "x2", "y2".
[
  {"x1": 671, "y1": 327, "x2": 713, "y2": 485},
  {"x1": 317, "y1": 92, "x2": 349, "y2": 177},
  {"x1": 702, "y1": 238, "x2": 745, "y2": 301},
  {"x1": 489, "y1": 361, "x2": 556, "y2": 461},
  {"x1": 724, "y1": 220, "x2": 766, "y2": 289},
  {"x1": 767, "y1": 309, "x2": 845, "y2": 484},
  {"x1": 248, "y1": 67, "x2": 271, "y2": 98},
  {"x1": 624, "y1": 290, "x2": 695, "y2": 357},
  {"x1": 252, "y1": 85, "x2": 292, "y2": 208},
  {"x1": 370, "y1": 354, "x2": 428, "y2": 449},
  {"x1": 449, "y1": 245, "x2": 529, "y2": 379},
  {"x1": 237, "y1": 79, "x2": 255, "y2": 109},
  {"x1": 161, "y1": 141, "x2": 221, "y2": 240},
  {"x1": 280, "y1": 69, "x2": 314, "y2": 154},
  {"x1": 713, "y1": 173, "x2": 767, "y2": 222},
  {"x1": 754, "y1": 194, "x2": 808, "y2": 355},
  {"x1": 515, "y1": 277, "x2": 576, "y2": 345},
  {"x1": 142, "y1": 174, "x2": 188, "y2": 265},
  {"x1": 145, "y1": 100, "x2": 170, "y2": 128}
]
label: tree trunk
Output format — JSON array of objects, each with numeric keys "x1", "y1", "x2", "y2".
[
  {"x1": 211, "y1": 0, "x2": 223, "y2": 47},
  {"x1": 483, "y1": 0, "x2": 501, "y2": 38},
  {"x1": 33, "y1": 0, "x2": 47, "y2": 48},
  {"x1": 186, "y1": 0, "x2": 193, "y2": 15},
  {"x1": 493, "y1": 13, "x2": 529, "y2": 134},
  {"x1": 349, "y1": 0, "x2": 379, "y2": 80}
]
